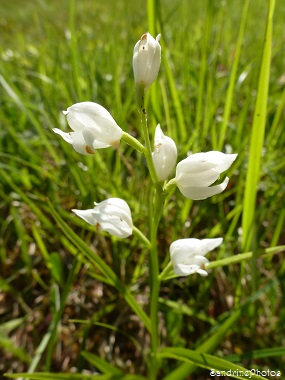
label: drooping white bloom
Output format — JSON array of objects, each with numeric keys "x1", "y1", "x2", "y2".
[
  {"x1": 175, "y1": 151, "x2": 237, "y2": 200},
  {"x1": 72, "y1": 198, "x2": 133, "y2": 238},
  {"x1": 170, "y1": 238, "x2": 223, "y2": 276},
  {"x1": 152, "y1": 124, "x2": 177, "y2": 181},
  {"x1": 133, "y1": 32, "x2": 161, "y2": 90},
  {"x1": 53, "y1": 102, "x2": 123, "y2": 155}
]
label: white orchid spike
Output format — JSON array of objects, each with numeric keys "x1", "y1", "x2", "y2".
[
  {"x1": 170, "y1": 238, "x2": 223, "y2": 276},
  {"x1": 72, "y1": 198, "x2": 133, "y2": 239},
  {"x1": 152, "y1": 124, "x2": 177, "y2": 181},
  {"x1": 53, "y1": 102, "x2": 123, "y2": 155},
  {"x1": 175, "y1": 151, "x2": 237, "y2": 200}
]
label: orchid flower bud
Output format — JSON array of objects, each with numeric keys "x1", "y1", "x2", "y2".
[
  {"x1": 53, "y1": 102, "x2": 123, "y2": 155},
  {"x1": 72, "y1": 198, "x2": 133, "y2": 239},
  {"x1": 175, "y1": 151, "x2": 237, "y2": 200},
  {"x1": 152, "y1": 124, "x2": 177, "y2": 181},
  {"x1": 133, "y1": 32, "x2": 161, "y2": 91},
  {"x1": 170, "y1": 238, "x2": 223, "y2": 276}
]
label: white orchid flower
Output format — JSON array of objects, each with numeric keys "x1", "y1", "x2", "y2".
[
  {"x1": 152, "y1": 124, "x2": 177, "y2": 181},
  {"x1": 170, "y1": 238, "x2": 223, "y2": 276},
  {"x1": 175, "y1": 151, "x2": 237, "y2": 200},
  {"x1": 72, "y1": 198, "x2": 133, "y2": 239},
  {"x1": 53, "y1": 102, "x2": 123, "y2": 155},
  {"x1": 133, "y1": 32, "x2": 161, "y2": 90}
]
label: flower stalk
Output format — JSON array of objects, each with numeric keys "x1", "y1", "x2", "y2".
[
  {"x1": 137, "y1": 85, "x2": 163, "y2": 378},
  {"x1": 139, "y1": 103, "x2": 161, "y2": 187},
  {"x1": 121, "y1": 131, "x2": 146, "y2": 155},
  {"x1": 148, "y1": 186, "x2": 163, "y2": 379}
]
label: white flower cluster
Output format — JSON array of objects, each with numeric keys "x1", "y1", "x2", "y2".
[{"x1": 53, "y1": 32, "x2": 237, "y2": 278}]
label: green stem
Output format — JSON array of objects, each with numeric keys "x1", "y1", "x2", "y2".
[
  {"x1": 136, "y1": 88, "x2": 163, "y2": 379},
  {"x1": 148, "y1": 187, "x2": 163, "y2": 379},
  {"x1": 121, "y1": 131, "x2": 146, "y2": 155},
  {"x1": 136, "y1": 84, "x2": 161, "y2": 186},
  {"x1": 163, "y1": 178, "x2": 177, "y2": 194},
  {"x1": 159, "y1": 261, "x2": 174, "y2": 281},
  {"x1": 133, "y1": 226, "x2": 152, "y2": 250}
]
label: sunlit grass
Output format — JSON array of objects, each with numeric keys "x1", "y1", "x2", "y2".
[{"x1": 0, "y1": 0, "x2": 285, "y2": 378}]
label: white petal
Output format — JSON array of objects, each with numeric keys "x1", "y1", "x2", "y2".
[
  {"x1": 173, "y1": 263, "x2": 208, "y2": 277},
  {"x1": 176, "y1": 168, "x2": 220, "y2": 187},
  {"x1": 176, "y1": 152, "x2": 237, "y2": 180},
  {"x1": 176, "y1": 153, "x2": 219, "y2": 175},
  {"x1": 133, "y1": 33, "x2": 161, "y2": 89},
  {"x1": 94, "y1": 198, "x2": 133, "y2": 227},
  {"x1": 53, "y1": 128, "x2": 73, "y2": 144},
  {"x1": 72, "y1": 209, "x2": 96, "y2": 225},
  {"x1": 81, "y1": 128, "x2": 110, "y2": 150},
  {"x1": 72, "y1": 198, "x2": 133, "y2": 239},
  {"x1": 170, "y1": 237, "x2": 223, "y2": 277},
  {"x1": 203, "y1": 151, "x2": 237, "y2": 173},
  {"x1": 152, "y1": 124, "x2": 177, "y2": 181},
  {"x1": 71, "y1": 131, "x2": 96, "y2": 155},
  {"x1": 94, "y1": 214, "x2": 132, "y2": 238},
  {"x1": 93, "y1": 198, "x2": 133, "y2": 238},
  {"x1": 171, "y1": 250, "x2": 209, "y2": 267},
  {"x1": 92, "y1": 140, "x2": 110, "y2": 149},
  {"x1": 173, "y1": 263, "x2": 200, "y2": 276},
  {"x1": 170, "y1": 238, "x2": 200, "y2": 258},
  {"x1": 64, "y1": 102, "x2": 123, "y2": 145},
  {"x1": 153, "y1": 124, "x2": 164, "y2": 145},
  {"x1": 194, "y1": 238, "x2": 223, "y2": 255},
  {"x1": 170, "y1": 238, "x2": 223, "y2": 259},
  {"x1": 195, "y1": 268, "x2": 209, "y2": 276},
  {"x1": 177, "y1": 177, "x2": 229, "y2": 200},
  {"x1": 53, "y1": 128, "x2": 96, "y2": 155}
]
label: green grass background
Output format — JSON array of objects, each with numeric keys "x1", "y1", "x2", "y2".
[{"x1": 0, "y1": 0, "x2": 285, "y2": 378}]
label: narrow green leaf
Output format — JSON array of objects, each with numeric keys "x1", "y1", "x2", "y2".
[
  {"x1": 4, "y1": 373, "x2": 146, "y2": 380},
  {"x1": 159, "y1": 347, "x2": 268, "y2": 380},
  {"x1": 162, "y1": 49, "x2": 186, "y2": 142},
  {"x1": 207, "y1": 245, "x2": 285, "y2": 269},
  {"x1": 225, "y1": 346, "x2": 285, "y2": 363},
  {"x1": 242, "y1": 0, "x2": 275, "y2": 250},
  {"x1": 218, "y1": 0, "x2": 251, "y2": 150},
  {"x1": 4, "y1": 374, "x2": 111, "y2": 380},
  {"x1": 81, "y1": 351, "x2": 123, "y2": 375},
  {"x1": 0, "y1": 318, "x2": 25, "y2": 334},
  {"x1": 49, "y1": 252, "x2": 64, "y2": 285},
  {"x1": 0, "y1": 333, "x2": 31, "y2": 364}
]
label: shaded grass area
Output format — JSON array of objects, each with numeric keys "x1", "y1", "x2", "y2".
[{"x1": 0, "y1": 0, "x2": 285, "y2": 378}]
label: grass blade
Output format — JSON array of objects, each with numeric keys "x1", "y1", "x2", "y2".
[
  {"x1": 159, "y1": 346, "x2": 268, "y2": 380},
  {"x1": 80, "y1": 351, "x2": 123, "y2": 375},
  {"x1": 218, "y1": 0, "x2": 251, "y2": 150},
  {"x1": 225, "y1": 346, "x2": 285, "y2": 363},
  {"x1": 241, "y1": 0, "x2": 275, "y2": 251}
]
